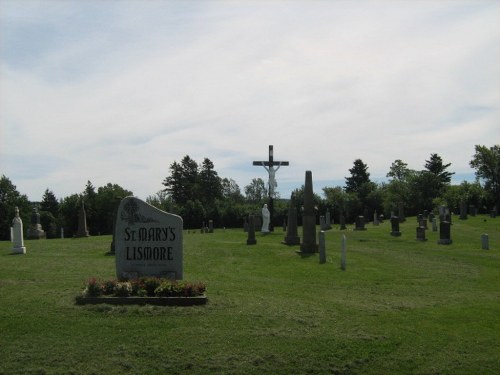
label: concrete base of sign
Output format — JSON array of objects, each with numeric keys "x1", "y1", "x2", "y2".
[{"x1": 75, "y1": 295, "x2": 207, "y2": 306}]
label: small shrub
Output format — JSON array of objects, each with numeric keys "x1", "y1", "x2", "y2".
[
  {"x1": 114, "y1": 282, "x2": 132, "y2": 297},
  {"x1": 143, "y1": 277, "x2": 162, "y2": 296},
  {"x1": 102, "y1": 279, "x2": 118, "y2": 295},
  {"x1": 83, "y1": 278, "x2": 102, "y2": 297}
]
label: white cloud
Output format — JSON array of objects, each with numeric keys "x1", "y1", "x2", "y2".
[{"x1": 1, "y1": 0, "x2": 499, "y2": 200}]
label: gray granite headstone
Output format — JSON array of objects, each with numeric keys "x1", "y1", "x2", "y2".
[
  {"x1": 319, "y1": 231, "x2": 326, "y2": 264},
  {"x1": 247, "y1": 215, "x2": 257, "y2": 245},
  {"x1": 481, "y1": 234, "x2": 489, "y2": 250},
  {"x1": 390, "y1": 216, "x2": 401, "y2": 237},
  {"x1": 283, "y1": 193, "x2": 300, "y2": 246},
  {"x1": 115, "y1": 196, "x2": 183, "y2": 280},
  {"x1": 438, "y1": 221, "x2": 452, "y2": 245}
]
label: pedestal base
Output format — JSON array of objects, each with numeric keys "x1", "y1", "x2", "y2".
[{"x1": 12, "y1": 246, "x2": 26, "y2": 254}]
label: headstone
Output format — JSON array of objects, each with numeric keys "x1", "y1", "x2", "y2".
[
  {"x1": 27, "y1": 207, "x2": 46, "y2": 239},
  {"x1": 438, "y1": 221, "x2": 452, "y2": 245},
  {"x1": 432, "y1": 217, "x2": 438, "y2": 232},
  {"x1": 12, "y1": 207, "x2": 26, "y2": 254},
  {"x1": 325, "y1": 209, "x2": 332, "y2": 229},
  {"x1": 340, "y1": 234, "x2": 346, "y2": 271},
  {"x1": 10, "y1": 227, "x2": 13, "y2": 242},
  {"x1": 339, "y1": 214, "x2": 347, "y2": 230},
  {"x1": 398, "y1": 203, "x2": 406, "y2": 222},
  {"x1": 243, "y1": 217, "x2": 249, "y2": 232},
  {"x1": 261, "y1": 204, "x2": 270, "y2": 233},
  {"x1": 490, "y1": 209, "x2": 497, "y2": 218},
  {"x1": 379, "y1": 214, "x2": 384, "y2": 224},
  {"x1": 390, "y1": 216, "x2": 401, "y2": 237},
  {"x1": 320, "y1": 215, "x2": 327, "y2": 231},
  {"x1": 60, "y1": 228, "x2": 64, "y2": 239},
  {"x1": 75, "y1": 201, "x2": 90, "y2": 237},
  {"x1": 439, "y1": 205, "x2": 446, "y2": 222},
  {"x1": 299, "y1": 170, "x2": 318, "y2": 254},
  {"x1": 283, "y1": 193, "x2": 300, "y2": 245},
  {"x1": 319, "y1": 231, "x2": 326, "y2": 264},
  {"x1": 459, "y1": 201, "x2": 468, "y2": 220},
  {"x1": 416, "y1": 226, "x2": 427, "y2": 241},
  {"x1": 282, "y1": 218, "x2": 287, "y2": 232},
  {"x1": 469, "y1": 205, "x2": 476, "y2": 216},
  {"x1": 354, "y1": 216, "x2": 366, "y2": 231},
  {"x1": 481, "y1": 234, "x2": 489, "y2": 250},
  {"x1": 247, "y1": 215, "x2": 257, "y2": 245},
  {"x1": 208, "y1": 219, "x2": 214, "y2": 233},
  {"x1": 373, "y1": 211, "x2": 379, "y2": 226},
  {"x1": 115, "y1": 196, "x2": 183, "y2": 280}
]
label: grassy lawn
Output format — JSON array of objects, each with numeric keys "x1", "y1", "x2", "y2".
[{"x1": 1, "y1": 215, "x2": 499, "y2": 374}]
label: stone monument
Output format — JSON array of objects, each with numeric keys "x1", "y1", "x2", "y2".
[
  {"x1": 75, "y1": 200, "x2": 90, "y2": 237},
  {"x1": 12, "y1": 207, "x2": 26, "y2": 254},
  {"x1": 247, "y1": 215, "x2": 257, "y2": 245},
  {"x1": 438, "y1": 221, "x2": 452, "y2": 245},
  {"x1": 299, "y1": 171, "x2": 318, "y2": 254},
  {"x1": 115, "y1": 196, "x2": 183, "y2": 280},
  {"x1": 283, "y1": 193, "x2": 300, "y2": 245},
  {"x1": 27, "y1": 207, "x2": 46, "y2": 239},
  {"x1": 261, "y1": 204, "x2": 270, "y2": 233},
  {"x1": 390, "y1": 216, "x2": 401, "y2": 237},
  {"x1": 354, "y1": 216, "x2": 366, "y2": 231}
]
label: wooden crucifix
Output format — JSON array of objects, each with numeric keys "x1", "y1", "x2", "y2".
[{"x1": 253, "y1": 145, "x2": 289, "y2": 231}]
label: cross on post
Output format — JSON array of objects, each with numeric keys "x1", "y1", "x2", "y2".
[{"x1": 253, "y1": 145, "x2": 289, "y2": 231}]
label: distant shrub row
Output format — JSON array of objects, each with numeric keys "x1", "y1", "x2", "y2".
[{"x1": 83, "y1": 277, "x2": 206, "y2": 298}]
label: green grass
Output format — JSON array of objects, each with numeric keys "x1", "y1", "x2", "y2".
[{"x1": 1, "y1": 215, "x2": 499, "y2": 374}]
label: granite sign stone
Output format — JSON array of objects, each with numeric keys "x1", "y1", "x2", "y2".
[{"x1": 115, "y1": 196, "x2": 183, "y2": 280}]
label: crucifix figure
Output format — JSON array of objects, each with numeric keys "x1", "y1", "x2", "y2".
[
  {"x1": 253, "y1": 145, "x2": 289, "y2": 197},
  {"x1": 253, "y1": 145, "x2": 289, "y2": 232}
]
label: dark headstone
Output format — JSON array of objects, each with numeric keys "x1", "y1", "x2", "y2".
[
  {"x1": 438, "y1": 221, "x2": 452, "y2": 245},
  {"x1": 354, "y1": 216, "x2": 366, "y2": 231},
  {"x1": 416, "y1": 226, "x2": 427, "y2": 241},
  {"x1": 247, "y1": 215, "x2": 257, "y2": 245},
  {"x1": 283, "y1": 193, "x2": 300, "y2": 246},
  {"x1": 390, "y1": 216, "x2": 401, "y2": 237},
  {"x1": 299, "y1": 171, "x2": 318, "y2": 254},
  {"x1": 75, "y1": 201, "x2": 90, "y2": 238}
]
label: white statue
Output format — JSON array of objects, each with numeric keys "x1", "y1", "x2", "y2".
[
  {"x1": 261, "y1": 204, "x2": 270, "y2": 233},
  {"x1": 261, "y1": 162, "x2": 281, "y2": 196}
]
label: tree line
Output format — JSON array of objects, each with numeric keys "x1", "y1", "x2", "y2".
[{"x1": 1, "y1": 144, "x2": 498, "y2": 239}]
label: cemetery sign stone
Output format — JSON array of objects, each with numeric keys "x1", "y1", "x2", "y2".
[{"x1": 115, "y1": 196, "x2": 183, "y2": 280}]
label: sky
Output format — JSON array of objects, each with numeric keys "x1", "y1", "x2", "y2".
[{"x1": 1, "y1": 0, "x2": 499, "y2": 202}]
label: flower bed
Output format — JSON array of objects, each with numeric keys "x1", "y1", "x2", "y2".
[{"x1": 75, "y1": 277, "x2": 207, "y2": 306}]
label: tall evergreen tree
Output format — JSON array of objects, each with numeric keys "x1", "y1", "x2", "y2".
[
  {"x1": 345, "y1": 159, "x2": 371, "y2": 193},
  {"x1": 40, "y1": 188, "x2": 59, "y2": 216},
  {"x1": 424, "y1": 153, "x2": 454, "y2": 185}
]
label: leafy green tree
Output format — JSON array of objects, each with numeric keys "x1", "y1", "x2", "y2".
[
  {"x1": 94, "y1": 183, "x2": 133, "y2": 235},
  {"x1": 146, "y1": 190, "x2": 175, "y2": 212},
  {"x1": 470, "y1": 144, "x2": 500, "y2": 210},
  {"x1": 0, "y1": 175, "x2": 31, "y2": 240},
  {"x1": 58, "y1": 194, "x2": 80, "y2": 237},
  {"x1": 244, "y1": 178, "x2": 267, "y2": 203},
  {"x1": 387, "y1": 159, "x2": 410, "y2": 181},
  {"x1": 221, "y1": 178, "x2": 244, "y2": 202}
]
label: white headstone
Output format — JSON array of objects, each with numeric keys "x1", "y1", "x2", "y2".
[
  {"x1": 12, "y1": 207, "x2": 26, "y2": 254},
  {"x1": 115, "y1": 196, "x2": 183, "y2": 280}
]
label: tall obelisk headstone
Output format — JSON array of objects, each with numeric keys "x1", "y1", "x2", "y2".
[
  {"x1": 75, "y1": 200, "x2": 90, "y2": 237},
  {"x1": 12, "y1": 207, "x2": 26, "y2": 254},
  {"x1": 115, "y1": 196, "x2": 183, "y2": 280},
  {"x1": 299, "y1": 171, "x2": 318, "y2": 254}
]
